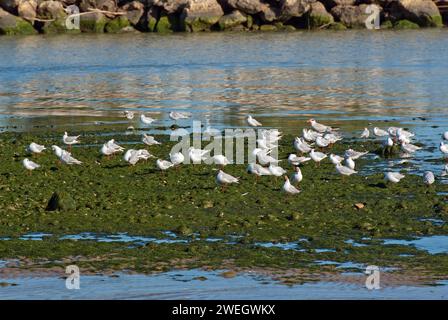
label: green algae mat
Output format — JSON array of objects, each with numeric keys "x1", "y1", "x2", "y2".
[{"x1": 0, "y1": 128, "x2": 447, "y2": 283}]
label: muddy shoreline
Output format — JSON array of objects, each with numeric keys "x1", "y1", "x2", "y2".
[{"x1": 0, "y1": 127, "x2": 447, "y2": 283}]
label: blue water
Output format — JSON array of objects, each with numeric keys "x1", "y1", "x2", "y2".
[{"x1": 0, "y1": 269, "x2": 446, "y2": 299}]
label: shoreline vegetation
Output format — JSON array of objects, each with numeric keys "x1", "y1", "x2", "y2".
[
  {"x1": 0, "y1": 0, "x2": 446, "y2": 36},
  {"x1": 0, "y1": 127, "x2": 447, "y2": 283}
]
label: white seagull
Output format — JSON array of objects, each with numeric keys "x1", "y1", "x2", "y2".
[
  {"x1": 188, "y1": 147, "x2": 210, "y2": 163},
  {"x1": 282, "y1": 176, "x2": 301, "y2": 195},
  {"x1": 360, "y1": 128, "x2": 370, "y2": 139},
  {"x1": 140, "y1": 114, "x2": 156, "y2": 125},
  {"x1": 216, "y1": 170, "x2": 239, "y2": 189},
  {"x1": 269, "y1": 164, "x2": 287, "y2": 177},
  {"x1": 212, "y1": 154, "x2": 230, "y2": 167},
  {"x1": 302, "y1": 128, "x2": 322, "y2": 142},
  {"x1": 294, "y1": 137, "x2": 312, "y2": 154},
  {"x1": 441, "y1": 164, "x2": 448, "y2": 177},
  {"x1": 246, "y1": 115, "x2": 262, "y2": 127},
  {"x1": 23, "y1": 158, "x2": 40, "y2": 173},
  {"x1": 310, "y1": 149, "x2": 327, "y2": 166},
  {"x1": 307, "y1": 119, "x2": 334, "y2": 133},
  {"x1": 423, "y1": 171, "x2": 435, "y2": 186},
  {"x1": 329, "y1": 154, "x2": 344, "y2": 165},
  {"x1": 169, "y1": 111, "x2": 192, "y2": 121},
  {"x1": 288, "y1": 154, "x2": 310, "y2": 166},
  {"x1": 324, "y1": 132, "x2": 343, "y2": 144},
  {"x1": 373, "y1": 127, "x2": 389, "y2": 137},
  {"x1": 316, "y1": 136, "x2": 330, "y2": 148},
  {"x1": 401, "y1": 142, "x2": 421, "y2": 154},
  {"x1": 60, "y1": 152, "x2": 82, "y2": 165},
  {"x1": 291, "y1": 167, "x2": 303, "y2": 184},
  {"x1": 253, "y1": 148, "x2": 280, "y2": 165},
  {"x1": 51, "y1": 145, "x2": 70, "y2": 159},
  {"x1": 384, "y1": 172, "x2": 405, "y2": 183},
  {"x1": 169, "y1": 152, "x2": 185, "y2": 166},
  {"x1": 27, "y1": 142, "x2": 46, "y2": 155},
  {"x1": 124, "y1": 149, "x2": 152, "y2": 165},
  {"x1": 247, "y1": 163, "x2": 272, "y2": 177},
  {"x1": 344, "y1": 156, "x2": 355, "y2": 170},
  {"x1": 443, "y1": 131, "x2": 448, "y2": 141},
  {"x1": 142, "y1": 134, "x2": 161, "y2": 146},
  {"x1": 335, "y1": 163, "x2": 357, "y2": 177},
  {"x1": 440, "y1": 142, "x2": 448, "y2": 155},
  {"x1": 63, "y1": 132, "x2": 80, "y2": 149},
  {"x1": 156, "y1": 159, "x2": 174, "y2": 171},
  {"x1": 344, "y1": 149, "x2": 368, "y2": 160}
]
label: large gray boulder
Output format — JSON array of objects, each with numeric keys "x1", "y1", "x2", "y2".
[
  {"x1": 121, "y1": 0, "x2": 144, "y2": 25},
  {"x1": 223, "y1": 0, "x2": 266, "y2": 14},
  {"x1": 307, "y1": 1, "x2": 333, "y2": 27},
  {"x1": 18, "y1": 0, "x2": 37, "y2": 22},
  {"x1": 79, "y1": 0, "x2": 117, "y2": 16},
  {"x1": 330, "y1": 4, "x2": 371, "y2": 27},
  {"x1": 218, "y1": 9, "x2": 247, "y2": 30},
  {"x1": 79, "y1": 11, "x2": 108, "y2": 32},
  {"x1": 388, "y1": 0, "x2": 442, "y2": 27},
  {"x1": 0, "y1": 6, "x2": 37, "y2": 34},
  {"x1": 279, "y1": 0, "x2": 314, "y2": 19},
  {"x1": 37, "y1": 0, "x2": 65, "y2": 19},
  {"x1": 222, "y1": 0, "x2": 278, "y2": 21},
  {"x1": 320, "y1": 0, "x2": 355, "y2": 10},
  {"x1": 182, "y1": 0, "x2": 224, "y2": 31},
  {"x1": 0, "y1": 0, "x2": 20, "y2": 14},
  {"x1": 151, "y1": 0, "x2": 189, "y2": 13}
]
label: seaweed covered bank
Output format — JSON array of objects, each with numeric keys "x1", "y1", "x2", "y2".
[
  {"x1": 0, "y1": 126, "x2": 447, "y2": 284},
  {"x1": 0, "y1": 0, "x2": 446, "y2": 36}
]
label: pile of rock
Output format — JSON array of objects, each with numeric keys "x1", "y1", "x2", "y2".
[{"x1": 0, "y1": 0, "x2": 445, "y2": 35}]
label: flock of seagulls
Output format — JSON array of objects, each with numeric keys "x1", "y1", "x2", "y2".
[{"x1": 22, "y1": 112, "x2": 448, "y2": 194}]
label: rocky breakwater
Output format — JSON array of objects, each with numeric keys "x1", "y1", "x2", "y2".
[{"x1": 0, "y1": 0, "x2": 445, "y2": 35}]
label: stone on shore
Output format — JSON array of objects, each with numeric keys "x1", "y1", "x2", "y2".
[
  {"x1": 279, "y1": 0, "x2": 314, "y2": 20},
  {"x1": 121, "y1": 0, "x2": 144, "y2": 26},
  {"x1": 320, "y1": 0, "x2": 355, "y2": 10},
  {"x1": 394, "y1": 18, "x2": 420, "y2": 28},
  {"x1": 147, "y1": 5, "x2": 159, "y2": 31},
  {"x1": 218, "y1": 10, "x2": 247, "y2": 30},
  {"x1": 0, "y1": 6, "x2": 36, "y2": 34},
  {"x1": 80, "y1": 11, "x2": 108, "y2": 32},
  {"x1": 0, "y1": 0, "x2": 20, "y2": 14},
  {"x1": 105, "y1": 15, "x2": 134, "y2": 32},
  {"x1": 46, "y1": 191, "x2": 76, "y2": 211},
  {"x1": 331, "y1": 4, "x2": 370, "y2": 28},
  {"x1": 389, "y1": 0, "x2": 442, "y2": 27},
  {"x1": 37, "y1": 0, "x2": 77, "y2": 34},
  {"x1": 17, "y1": 0, "x2": 37, "y2": 23},
  {"x1": 182, "y1": 0, "x2": 224, "y2": 32},
  {"x1": 156, "y1": 13, "x2": 181, "y2": 32},
  {"x1": 307, "y1": 1, "x2": 334, "y2": 28},
  {"x1": 223, "y1": 0, "x2": 266, "y2": 15},
  {"x1": 151, "y1": 0, "x2": 189, "y2": 14},
  {"x1": 79, "y1": 0, "x2": 117, "y2": 18}
]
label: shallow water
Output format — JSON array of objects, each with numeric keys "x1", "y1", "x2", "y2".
[
  {"x1": 0, "y1": 269, "x2": 447, "y2": 300},
  {"x1": 1, "y1": 31, "x2": 448, "y2": 174},
  {"x1": 383, "y1": 235, "x2": 448, "y2": 254}
]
